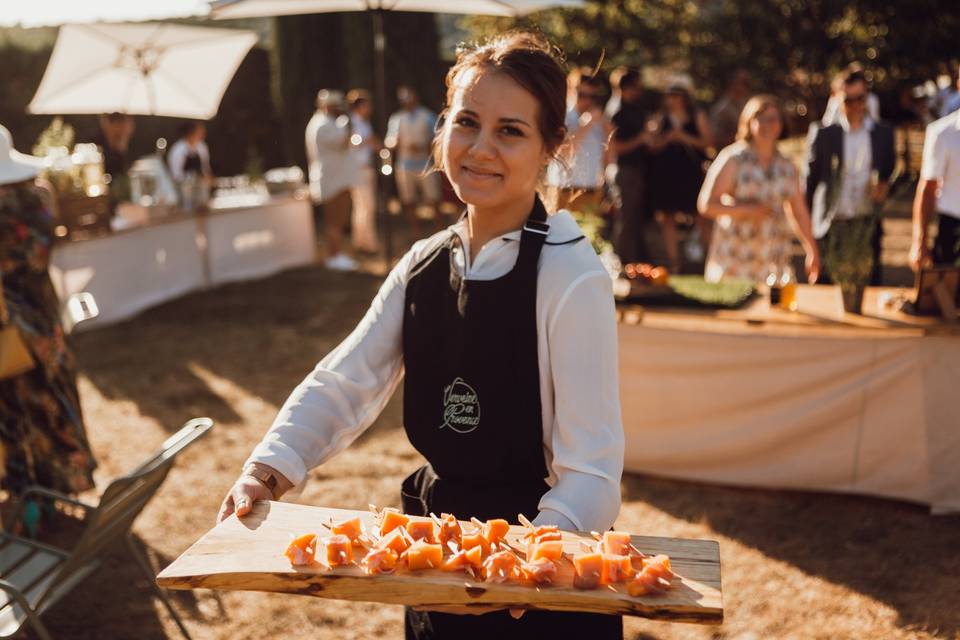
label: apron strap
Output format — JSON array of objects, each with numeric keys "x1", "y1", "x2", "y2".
[{"x1": 515, "y1": 196, "x2": 550, "y2": 283}]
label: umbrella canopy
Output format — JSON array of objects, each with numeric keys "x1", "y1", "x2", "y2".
[
  {"x1": 28, "y1": 23, "x2": 258, "y2": 120},
  {"x1": 210, "y1": 0, "x2": 583, "y2": 18}
]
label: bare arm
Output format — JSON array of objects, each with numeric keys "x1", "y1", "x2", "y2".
[
  {"x1": 783, "y1": 173, "x2": 821, "y2": 283},
  {"x1": 697, "y1": 153, "x2": 771, "y2": 222},
  {"x1": 910, "y1": 178, "x2": 937, "y2": 271}
]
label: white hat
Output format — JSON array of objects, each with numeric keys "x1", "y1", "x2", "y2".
[{"x1": 0, "y1": 126, "x2": 42, "y2": 187}]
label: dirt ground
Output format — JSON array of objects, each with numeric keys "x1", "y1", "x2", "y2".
[{"x1": 30, "y1": 206, "x2": 960, "y2": 640}]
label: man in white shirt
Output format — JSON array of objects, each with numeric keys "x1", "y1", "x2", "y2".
[
  {"x1": 805, "y1": 69, "x2": 896, "y2": 285},
  {"x1": 306, "y1": 89, "x2": 358, "y2": 271},
  {"x1": 911, "y1": 109, "x2": 960, "y2": 274},
  {"x1": 386, "y1": 86, "x2": 441, "y2": 238},
  {"x1": 546, "y1": 69, "x2": 612, "y2": 215}
]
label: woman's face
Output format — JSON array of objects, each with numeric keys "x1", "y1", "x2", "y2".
[
  {"x1": 441, "y1": 68, "x2": 550, "y2": 211},
  {"x1": 750, "y1": 106, "x2": 782, "y2": 142}
]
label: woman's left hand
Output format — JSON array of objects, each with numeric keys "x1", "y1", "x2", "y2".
[{"x1": 805, "y1": 249, "x2": 821, "y2": 284}]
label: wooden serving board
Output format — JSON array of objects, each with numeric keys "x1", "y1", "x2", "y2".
[{"x1": 157, "y1": 501, "x2": 723, "y2": 623}]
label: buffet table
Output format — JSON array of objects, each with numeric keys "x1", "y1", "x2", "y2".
[
  {"x1": 49, "y1": 196, "x2": 315, "y2": 331},
  {"x1": 618, "y1": 286, "x2": 960, "y2": 514}
]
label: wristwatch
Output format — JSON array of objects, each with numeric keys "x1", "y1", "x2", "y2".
[{"x1": 243, "y1": 465, "x2": 279, "y2": 500}]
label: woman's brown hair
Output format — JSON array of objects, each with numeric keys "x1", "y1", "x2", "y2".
[
  {"x1": 432, "y1": 32, "x2": 568, "y2": 173},
  {"x1": 736, "y1": 94, "x2": 785, "y2": 143}
]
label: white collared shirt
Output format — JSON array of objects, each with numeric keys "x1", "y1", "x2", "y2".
[
  {"x1": 305, "y1": 111, "x2": 356, "y2": 204},
  {"x1": 920, "y1": 110, "x2": 960, "y2": 219},
  {"x1": 246, "y1": 210, "x2": 624, "y2": 533},
  {"x1": 167, "y1": 139, "x2": 211, "y2": 183},
  {"x1": 832, "y1": 115, "x2": 875, "y2": 219}
]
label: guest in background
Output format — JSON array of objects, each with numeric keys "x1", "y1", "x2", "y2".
[
  {"x1": 698, "y1": 96, "x2": 819, "y2": 284},
  {"x1": 822, "y1": 64, "x2": 880, "y2": 126},
  {"x1": 385, "y1": 85, "x2": 441, "y2": 239},
  {"x1": 92, "y1": 112, "x2": 135, "y2": 180},
  {"x1": 0, "y1": 125, "x2": 97, "y2": 517},
  {"x1": 167, "y1": 121, "x2": 213, "y2": 186},
  {"x1": 647, "y1": 77, "x2": 713, "y2": 272},
  {"x1": 306, "y1": 89, "x2": 358, "y2": 271},
  {"x1": 709, "y1": 68, "x2": 752, "y2": 151},
  {"x1": 940, "y1": 66, "x2": 960, "y2": 117},
  {"x1": 911, "y1": 106, "x2": 960, "y2": 273},
  {"x1": 609, "y1": 68, "x2": 653, "y2": 263},
  {"x1": 805, "y1": 68, "x2": 895, "y2": 285},
  {"x1": 545, "y1": 68, "x2": 612, "y2": 215},
  {"x1": 347, "y1": 89, "x2": 380, "y2": 254}
]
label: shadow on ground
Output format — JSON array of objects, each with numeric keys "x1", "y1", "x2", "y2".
[
  {"x1": 72, "y1": 266, "x2": 386, "y2": 432},
  {"x1": 28, "y1": 512, "x2": 214, "y2": 640},
  {"x1": 622, "y1": 472, "x2": 960, "y2": 638}
]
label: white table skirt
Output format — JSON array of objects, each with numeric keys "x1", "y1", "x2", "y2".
[
  {"x1": 49, "y1": 217, "x2": 206, "y2": 331},
  {"x1": 619, "y1": 324, "x2": 960, "y2": 514},
  {"x1": 205, "y1": 198, "x2": 316, "y2": 286},
  {"x1": 50, "y1": 197, "x2": 315, "y2": 332}
]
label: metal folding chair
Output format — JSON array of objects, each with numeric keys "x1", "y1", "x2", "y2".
[{"x1": 0, "y1": 417, "x2": 213, "y2": 640}]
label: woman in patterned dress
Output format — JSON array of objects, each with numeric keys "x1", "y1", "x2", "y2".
[
  {"x1": 697, "y1": 95, "x2": 820, "y2": 284},
  {"x1": 0, "y1": 125, "x2": 96, "y2": 499}
]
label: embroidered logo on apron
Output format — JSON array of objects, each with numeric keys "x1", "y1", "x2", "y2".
[{"x1": 439, "y1": 377, "x2": 480, "y2": 434}]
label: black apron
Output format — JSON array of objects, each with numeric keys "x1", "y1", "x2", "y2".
[
  {"x1": 400, "y1": 197, "x2": 622, "y2": 639},
  {"x1": 182, "y1": 150, "x2": 203, "y2": 176}
]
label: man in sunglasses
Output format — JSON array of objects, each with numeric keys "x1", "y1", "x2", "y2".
[
  {"x1": 546, "y1": 68, "x2": 612, "y2": 215},
  {"x1": 805, "y1": 68, "x2": 896, "y2": 285}
]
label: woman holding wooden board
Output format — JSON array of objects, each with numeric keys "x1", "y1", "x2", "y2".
[{"x1": 218, "y1": 33, "x2": 624, "y2": 639}]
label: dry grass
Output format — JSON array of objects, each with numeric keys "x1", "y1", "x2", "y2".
[{"x1": 33, "y1": 264, "x2": 960, "y2": 639}]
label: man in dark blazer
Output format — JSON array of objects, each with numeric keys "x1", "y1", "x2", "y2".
[{"x1": 805, "y1": 68, "x2": 896, "y2": 285}]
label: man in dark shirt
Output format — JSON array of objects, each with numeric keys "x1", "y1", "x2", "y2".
[
  {"x1": 610, "y1": 69, "x2": 653, "y2": 263},
  {"x1": 92, "y1": 112, "x2": 134, "y2": 178}
]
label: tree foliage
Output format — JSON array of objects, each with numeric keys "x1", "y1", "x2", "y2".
[{"x1": 463, "y1": 0, "x2": 960, "y2": 110}]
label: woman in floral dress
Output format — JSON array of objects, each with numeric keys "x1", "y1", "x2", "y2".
[
  {"x1": 698, "y1": 95, "x2": 820, "y2": 284},
  {"x1": 0, "y1": 125, "x2": 96, "y2": 497}
]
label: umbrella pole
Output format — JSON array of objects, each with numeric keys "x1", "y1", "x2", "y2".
[{"x1": 372, "y1": 8, "x2": 393, "y2": 266}]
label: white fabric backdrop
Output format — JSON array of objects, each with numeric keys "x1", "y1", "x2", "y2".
[
  {"x1": 49, "y1": 217, "x2": 205, "y2": 331},
  {"x1": 50, "y1": 197, "x2": 315, "y2": 332},
  {"x1": 619, "y1": 323, "x2": 960, "y2": 514}
]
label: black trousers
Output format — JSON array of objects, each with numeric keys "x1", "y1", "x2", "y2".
[
  {"x1": 933, "y1": 213, "x2": 960, "y2": 267},
  {"x1": 613, "y1": 164, "x2": 649, "y2": 264}
]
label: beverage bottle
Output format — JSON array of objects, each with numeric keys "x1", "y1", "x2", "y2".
[
  {"x1": 779, "y1": 264, "x2": 798, "y2": 311},
  {"x1": 766, "y1": 263, "x2": 783, "y2": 306}
]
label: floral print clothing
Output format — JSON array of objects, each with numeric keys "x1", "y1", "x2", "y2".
[
  {"x1": 705, "y1": 142, "x2": 798, "y2": 283},
  {"x1": 0, "y1": 183, "x2": 96, "y2": 495}
]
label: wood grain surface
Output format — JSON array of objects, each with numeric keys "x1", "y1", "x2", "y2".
[{"x1": 156, "y1": 501, "x2": 723, "y2": 623}]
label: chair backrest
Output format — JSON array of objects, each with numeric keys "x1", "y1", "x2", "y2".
[{"x1": 36, "y1": 417, "x2": 213, "y2": 609}]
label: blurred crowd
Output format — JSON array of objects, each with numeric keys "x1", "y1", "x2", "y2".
[{"x1": 305, "y1": 60, "x2": 960, "y2": 284}]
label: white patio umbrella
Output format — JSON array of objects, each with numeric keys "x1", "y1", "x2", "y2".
[
  {"x1": 28, "y1": 23, "x2": 258, "y2": 120},
  {"x1": 210, "y1": 0, "x2": 583, "y2": 261},
  {"x1": 209, "y1": 0, "x2": 584, "y2": 17}
]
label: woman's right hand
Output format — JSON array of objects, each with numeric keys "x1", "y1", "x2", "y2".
[{"x1": 216, "y1": 473, "x2": 276, "y2": 523}]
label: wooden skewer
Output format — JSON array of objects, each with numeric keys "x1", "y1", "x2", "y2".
[{"x1": 518, "y1": 513, "x2": 535, "y2": 529}]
